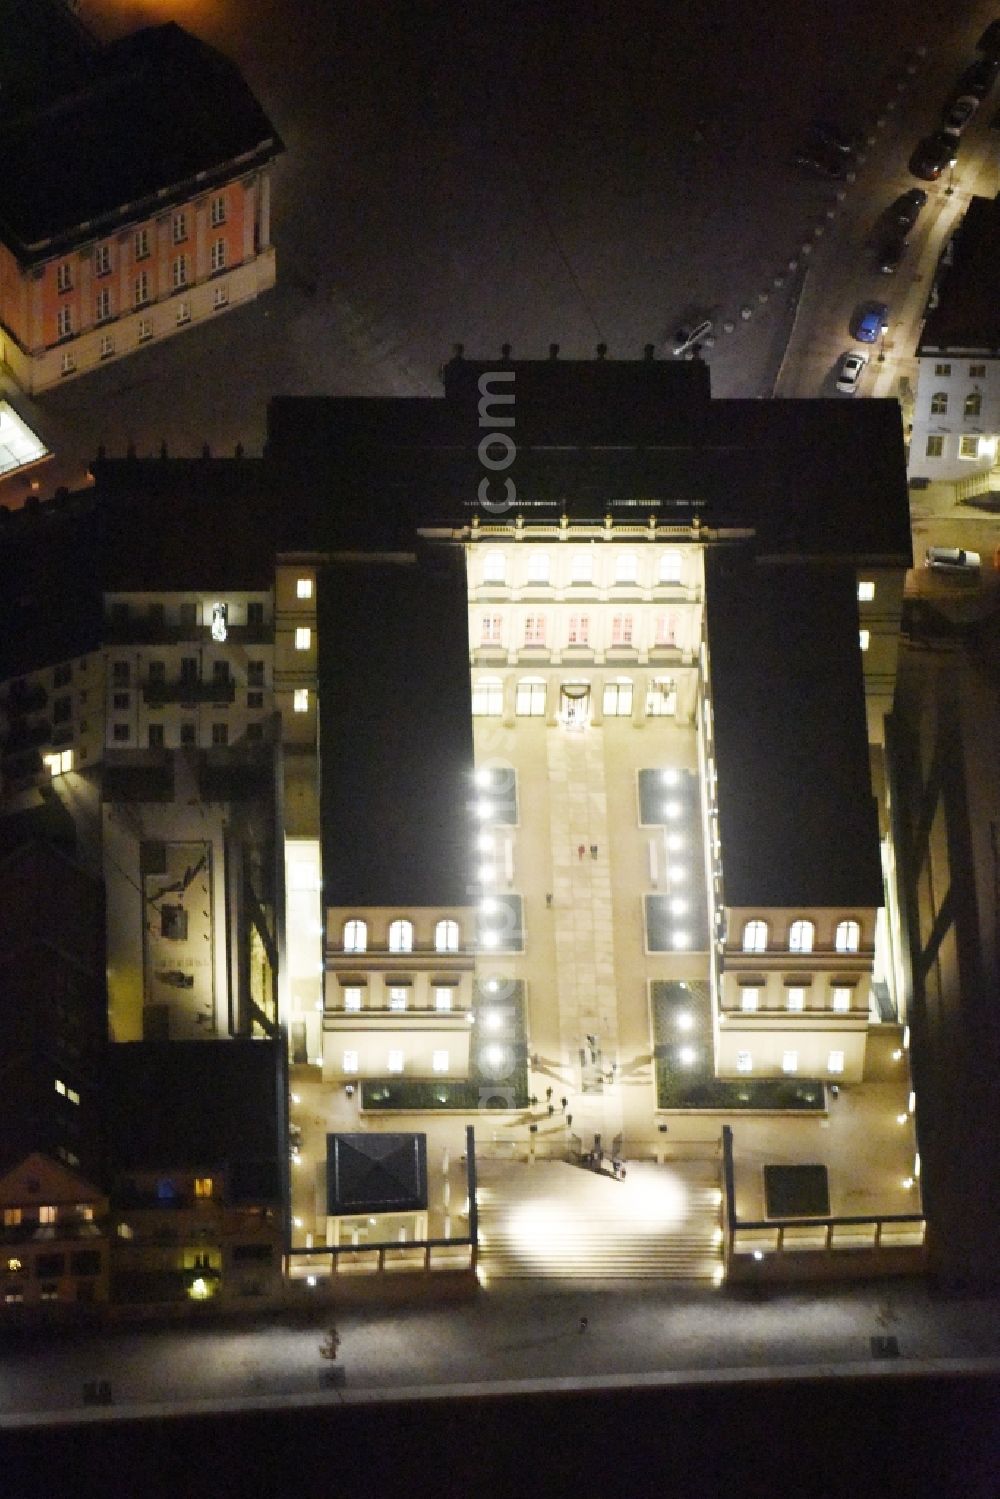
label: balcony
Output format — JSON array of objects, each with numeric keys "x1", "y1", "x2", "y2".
[
  {"x1": 104, "y1": 619, "x2": 272, "y2": 646},
  {"x1": 143, "y1": 676, "x2": 236, "y2": 706}
]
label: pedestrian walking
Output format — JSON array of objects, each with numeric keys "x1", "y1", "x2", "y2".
[
  {"x1": 577, "y1": 843, "x2": 586, "y2": 861},
  {"x1": 590, "y1": 843, "x2": 598, "y2": 859}
]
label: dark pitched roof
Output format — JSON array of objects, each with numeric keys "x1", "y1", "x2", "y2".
[
  {"x1": 0, "y1": 21, "x2": 282, "y2": 257},
  {"x1": 706, "y1": 551, "x2": 884, "y2": 909},
  {"x1": 318, "y1": 548, "x2": 475, "y2": 907},
  {"x1": 918, "y1": 195, "x2": 1000, "y2": 353},
  {"x1": 105, "y1": 1040, "x2": 284, "y2": 1200}
]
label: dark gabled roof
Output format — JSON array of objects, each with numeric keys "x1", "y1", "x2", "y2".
[
  {"x1": 0, "y1": 0, "x2": 99, "y2": 126},
  {"x1": 105, "y1": 1040, "x2": 284, "y2": 1200},
  {"x1": 706, "y1": 551, "x2": 884, "y2": 909},
  {"x1": 0, "y1": 21, "x2": 283, "y2": 257},
  {"x1": 918, "y1": 195, "x2": 1000, "y2": 354},
  {"x1": 318, "y1": 548, "x2": 475, "y2": 907}
]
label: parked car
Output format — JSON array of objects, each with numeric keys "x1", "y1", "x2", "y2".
[
  {"x1": 909, "y1": 131, "x2": 959, "y2": 180},
  {"x1": 792, "y1": 143, "x2": 850, "y2": 179},
  {"x1": 808, "y1": 120, "x2": 861, "y2": 154},
  {"x1": 925, "y1": 546, "x2": 981, "y2": 572},
  {"x1": 850, "y1": 302, "x2": 889, "y2": 343},
  {"x1": 976, "y1": 18, "x2": 1000, "y2": 58},
  {"x1": 672, "y1": 319, "x2": 713, "y2": 357},
  {"x1": 893, "y1": 187, "x2": 928, "y2": 229},
  {"x1": 836, "y1": 349, "x2": 868, "y2": 394},
  {"x1": 876, "y1": 234, "x2": 908, "y2": 274},
  {"x1": 942, "y1": 93, "x2": 979, "y2": 135},
  {"x1": 958, "y1": 56, "x2": 1000, "y2": 98}
]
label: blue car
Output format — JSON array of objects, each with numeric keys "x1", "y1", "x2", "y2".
[{"x1": 851, "y1": 302, "x2": 889, "y2": 343}]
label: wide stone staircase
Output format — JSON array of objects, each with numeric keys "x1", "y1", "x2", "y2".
[{"x1": 475, "y1": 1157, "x2": 722, "y2": 1282}]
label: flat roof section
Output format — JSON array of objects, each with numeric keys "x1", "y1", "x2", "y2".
[
  {"x1": 919, "y1": 196, "x2": 1000, "y2": 353},
  {"x1": 318, "y1": 547, "x2": 475, "y2": 908},
  {"x1": 706, "y1": 551, "x2": 883, "y2": 910}
]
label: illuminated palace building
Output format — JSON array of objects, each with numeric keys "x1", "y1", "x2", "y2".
[{"x1": 1, "y1": 353, "x2": 938, "y2": 1310}]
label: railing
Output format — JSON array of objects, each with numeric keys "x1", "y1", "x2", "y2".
[
  {"x1": 290, "y1": 1237, "x2": 475, "y2": 1277},
  {"x1": 143, "y1": 677, "x2": 236, "y2": 705}
]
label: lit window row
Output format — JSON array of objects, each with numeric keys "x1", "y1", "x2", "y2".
[
  {"x1": 473, "y1": 676, "x2": 677, "y2": 719},
  {"x1": 479, "y1": 611, "x2": 682, "y2": 650},
  {"x1": 737, "y1": 984, "x2": 857, "y2": 1012},
  {"x1": 342, "y1": 1049, "x2": 450, "y2": 1074},
  {"x1": 479, "y1": 550, "x2": 685, "y2": 587},
  {"x1": 343, "y1": 918, "x2": 461, "y2": 954},
  {"x1": 741, "y1": 919, "x2": 861, "y2": 953},
  {"x1": 341, "y1": 985, "x2": 457, "y2": 1012},
  {"x1": 735, "y1": 1050, "x2": 845, "y2": 1075},
  {"x1": 53, "y1": 1078, "x2": 80, "y2": 1104}
]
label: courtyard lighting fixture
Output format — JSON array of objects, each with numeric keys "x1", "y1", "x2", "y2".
[
  {"x1": 666, "y1": 834, "x2": 684, "y2": 851},
  {"x1": 753, "y1": 1250, "x2": 764, "y2": 1261},
  {"x1": 664, "y1": 801, "x2": 682, "y2": 819},
  {"x1": 676, "y1": 1012, "x2": 694, "y2": 1031},
  {"x1": 672, "y1": 932, "x2": 690, "y2": 949},
  {"x1": 307, "y1": 1275, "x2": 317, "y2": 1287},
  {"x1": 478, "y1": 833, "x2": 494, "y2": 852},
  {"x1": 670, "y1": 898, "x2": 688, "y2": 916},
  {"x1": 661, "y1": 770, "x2": 680, "y2": 786},
  {"x1": 479, "y1": 865, "x2": 495, "y2": 883},
  {"x1": 481, "y1": 932, "x2": 499, "y2": 948},
  {"x1": 678, "y1": 1046, "x2": 696, "y2": 1066},
  {"x1": 481, "y1": 897, "x2": 497, "y2": 914},
  {"x1": 667, "y1": 867, "x2": 686, "y2": 884},
  {"x1": 475, "y1": 799, "x2": 493, "y2": 820}
]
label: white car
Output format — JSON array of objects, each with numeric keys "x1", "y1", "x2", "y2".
[
  {"x1": 925, "y1": 546, "x2": 981, "y2": 572},
  {"x1": 836, "y1": 348, "x2": 868, "y2": 394},
  {"x1": 942, "y1": 93, "x2": 979, "y2": 135}
]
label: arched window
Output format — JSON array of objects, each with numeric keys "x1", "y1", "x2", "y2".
[
  {"x1": 658, "y1": 551, "x2": 682, "y2": 584},
  {"x1": 614, "y1": 552, "x2": 638, "y2": 584},
  {"x1": 964, "y1": 391, "x2": 982, "y2": 418},
  {"x1": 526, "y1": 552, "x2": 550, "y2": 584},
  {"x1": 570, "y1": 552, "x2": 593, "y2": 584},
  {"x1": 930, "y1": 391, "x2": 948, "y2": 415},
  {"x1": 388, "y1": 919, "x2": 413, "y2": 953},
  {"x1": 742, "y1": 920, "x2": 767, "y2": 953},
  {"x1": 435, "y1": 919, "x2": 459, "y2": 953},
  {"x1": 835, "y1": 919, "x2": 860, "y2": 953},
  {"x1": 482, "y1": 550, "x2": 506, "y2": 584},
  {"x1": 472, "y1": 676, "x2": 503, "y2": 716},
  {"x1": 343, "y1": 919, "x2": 367, "y2": 954},
  {"x1": 788, "y1": 919, "x2": 814, "y2": 954}
]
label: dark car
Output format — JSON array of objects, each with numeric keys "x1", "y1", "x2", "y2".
[
  {"x1": 793, "y1": 143, "x2": 849, "y2": 179},
  {"x1": 958, "y1": 56, "x2": 1000, "y2": 98},
  {"x1": 977, "y1": 18, "x2": 1000, "y2": 58},
  {"x1": 877, "y1": 234, "x2": 908, "y2": 274},
  {"x1": 893, "y1": 187, "x2": 928, "y2": 229},
  {"x1": 850, "y1": 302, "x2": 889, "y2": 342},
  {"x1": 909, "y1": 131, "x2": 959, "y2": 180},
  {"x1": 809, "y1": 120, "x2": 861, "y2": 155}
]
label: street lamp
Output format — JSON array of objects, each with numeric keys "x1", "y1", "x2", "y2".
[{"x1": 877, "y1": 332, "x2": 886, "y2": 365}]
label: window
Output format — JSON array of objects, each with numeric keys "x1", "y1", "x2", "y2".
[
  {"x1": 859, "y1": 629, "x2": 870, "y2": 652},
  {"x1": 100, "y1": 334, "x2": 114, "y2": 360},
  {"x1": 959, "y1": 434, "x2": 981, "y2": 459},
  {"x1": 835, "y1": 920, "x2": 860, "y2": 953},
  {"x1": 247, "y1": 660, "x2": 265, "y2": 687},
  {"x1": 294, "y1": 627, "x2": 311, "y2": 650},
  {"x1": 296, "y1": 577, "x2": 313, "y2": 599},
  {"x1": 742, "y1": 920, "x2": 767, "y2": 953},
  {"x1": 148, "y1": 724, "x2": 164, "y2": 748},
  {"x1": 95, "y1": 244, "x2": 111, "y2": 277},
  {"x1": 735, "y1": 1051, "x2": 753, "y2": 1074},
  {"x1": 515, "y1": 678, "x2": 546, "y2": 716},
  {"x1": 172, "y1": 255, "x2": 188, "y2": 289},
  {"x1": 832, "y1": 987, "x2": 852, "y2": 1013},
  {"x1": 739, "y1": 987, "x2": 759, "y2": 1012},
  {"x1": 60, "y1": 351, "x2": 75, "y2": 375},
  {"x1": 857, "y1": 580, "x2": 875, "y2": 602},
  {"x1": 434, "y1": 988, "x2": 453, "y2": 1011},
  {"x1": 138, "y1": 320, "x2": 154, "y2": 348},
  {"x1": 52, "y1": 695, "x2": 71, "y2": 724},
  {"x1": 526, "y1": 552, "x2": 550, "y2": 584},
  {"x1": 44, "y1": 749, "x2": 73, "y2": 776},
  {"x1": 134, "y1": 228, "x2": 150, "y2": 260},
  {"x1": 782, "y1": 1051, "x2": 799, "y2": 1074},
  {"x1": 210, "y1": 238, "x2": 227, "y2": 272},
  {"x1": 112, "y1": 689, "x2": 129, "y2": 708},
  {"x1": 482, "y1": 550, "x2": 506, "y2": 584},
  {"x1": 645, "y1": 677, "x2": 676, "y2": 717},
  {"x1": 56, "y1": 262, "x2": 72, "y2": 293},
  {"x1": 473, "y1": 677, "x2": 503, "y2": 716},
  {"x1": 210, "y1": 194, "x2": 227, "y2": 227},
  {"x1": 55, "y1": 1078, "x2": 67, "y2": 1096},
  {"x1": 180, "y1": 657, "x2": 198, "y2": 684},
  {"x1": 56, "y1": 306, "x2": 72, "y2": 339},
  {"x1": 570, "y1": 552, "x2": 592, "y2": 584},
  {"x1": 924, "y1": 435, "x2": 944, "y2": 458},
  {"x1": 480, "y1": 614, "x2": 503, "y2": 645},
  {"x1": 293, "y1": 688, "x2": 309, "y2": 712},
  {"x1": 180, "y1": 722, "x2": 196, "y2": 746},
  {"x1": 964, "y1": 391, "x2": 982, "y2": 418},
  {"x1": 789, "y1": 920, "x2": 814, "y2": 954},
  {"x1": 389, "y1": 919, "x2": 413, "y2": 953},
  {"x1": 132, "y1": 274, "x2": 151, "y2": 314},
  {"x1": 658, "y1": 551, "x2": 682, "y2": 584},
  {"x1": 827, "y1": 1050, "x2": 845, "y2": 1074},
  {"x1": 435, "y1": 919, "x2": 459, "y2": 952},
  {"x1": 112, "y1": 723, "x2": 129, "y2": 743},
  {"x1": 343, "y1": 987, "x2": 362, "y2": 1012},
  {"x1": 602, "y1": 679, "x2": 633, "y2": 716},
  {"x1": 54, "y1": 664, "x2": 72, "y2": 688},
  {"x1": 969, "y1": 363, "x2": 986, "y2": 377},
  {"x1": 95, "y1": 287, "x2": 112, "y2": 323},
  {"x1": 247, "y1": 601, "x2": 264, "y2": 628},
  {"x1": 614, "y1": 552, "x2": 637, "y2": 584},
  {"x1": 930, "y1": 391, "x2": 948, "y2": 415},
  {"x1": 147, "y1": 661, "x2": 165, "y2": 684},
  {"x1": 212, "y1": 723, "x2": 228, "y2": 746},
  {"x1": 611, "y1": 613, "x2": 634, "y2": 647},
  {"x1": 388, "y1": 987, "x2": 408, "y2": 1011},
  {"x1": 654, "y1": 612, "x2": 679, "y2": 647},
  {"x1": 387, "y1": 1050, "x2": 404, "y2": 1074},
  {"x1": 248, "y1": 691, "x2": 264, "y2": 709},
  {"x1": 194, "y1": 1177, "x2": 213, "y2": 1199},
  {"x1": 212, "y1": 659, "x2": 231, "y2": 686},
  {"x1": 342, "y1": 1050, "x2": 359, "y2": 1074},
  {"x1": 343, "y1": 920, "x2": 367, "y2": 953},
  {"x1": 172, "y1": 211, "x2": 188, "y2": 243},
  {"x1": 3, "y1": 1209, "x2": 22, "y2": 1228},
  {"x1": 933, "y1": 362, "x2": 951, "y2": 376},
  {"x1": 432, "y1": 1050, "x2": 450, "y2": 1074},
  {"x1": 567, "y1": 615, "x2": 590, "y2": 646},
  {"x1": 39, "y1": 1206, "x2": 57, "y2": 1225},
  {"x1": 212, "y1": 285, "x2": 228, "y2": 309},
  {"x1": 523, "y1": 615, "x2": 546, "y2": 646}
]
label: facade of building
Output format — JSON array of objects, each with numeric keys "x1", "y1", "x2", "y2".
[{"x1": 0, "y1": 2, "x2": 282, "y2": 392}]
